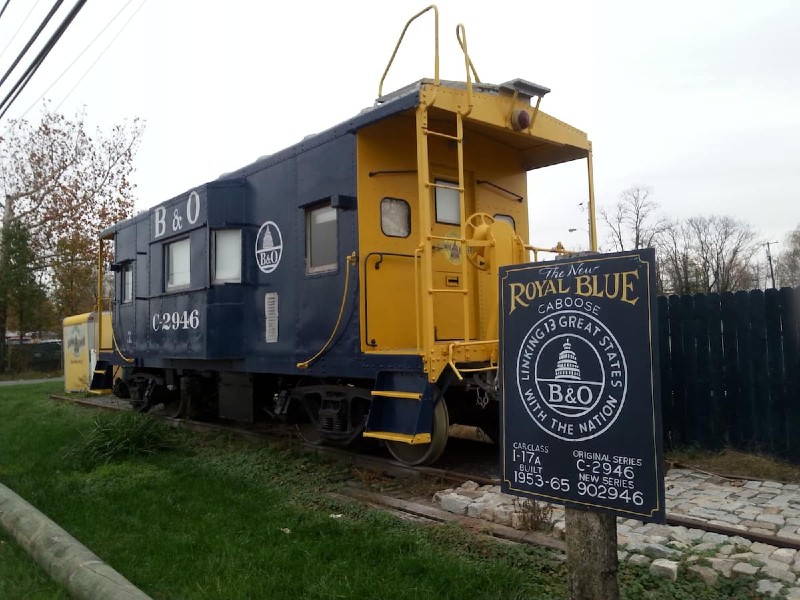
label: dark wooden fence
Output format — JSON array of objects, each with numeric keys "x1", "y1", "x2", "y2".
[
  {"x1": 3, "y1": 341, "x2": 62, "y2": 374},
  {"x1": 658, "y1": 287, "x2": 800, "y2": 461}
]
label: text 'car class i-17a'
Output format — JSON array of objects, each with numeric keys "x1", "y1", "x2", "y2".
[{"x1": 88, "y1": 5, "x2": 598, "y2": 466}]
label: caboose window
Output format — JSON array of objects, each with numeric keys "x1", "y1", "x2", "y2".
[
  {"x1": 121, "y1": 263, "x2": 133, "y2": 303},
  {"x1": 165, "y1": 238, "x2": 190, "y2": 290},
  {"x1": 494, "y1": 214, "x2": 516, "y2": 230},
  {"x1": 435, "y1": 180, "x2": 460, "y2": 225},
  {"x1": 381, "y1": 198, "x2": 411, "y2": 238},
  {"x1": 212, "y1": 229, "x2": 241, "y2": 283},
  {"x1": 306, "y1": 204, "x2": 337, "y2": 273}
]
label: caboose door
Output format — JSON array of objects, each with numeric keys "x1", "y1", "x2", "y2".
[
  {"x1": 359, "y1": 168, "x2": 419, "y2": 353},
  {"x1": 428, "y1": 173, "x2": 477, "y2": 341}
]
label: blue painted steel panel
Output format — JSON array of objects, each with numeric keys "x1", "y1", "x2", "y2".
[{"x1": 109, "y1": 98, "x2": 423, "y2": 380}]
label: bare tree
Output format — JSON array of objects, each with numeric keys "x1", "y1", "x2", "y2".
[
  {"x1": 687, "y1": 215, "x2": 759, "y2": 293},
  {"x1": 657, "y1": 220, "x2": 702, "y2": 295},
  {"x1": 775, "y1": 225, "x2": 800, "y2": 287},
  {"x1": 600, "y1": 185, "x2": 664, "y2": 251}
]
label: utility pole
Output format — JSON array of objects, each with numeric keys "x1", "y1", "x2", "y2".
[{"x1": 765, "y1": 241, "x2": 778, "y2": 289}]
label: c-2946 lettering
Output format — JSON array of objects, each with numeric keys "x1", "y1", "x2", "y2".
[{"x1": 152, "y1": 309, "x2": 200, "y2": 331}]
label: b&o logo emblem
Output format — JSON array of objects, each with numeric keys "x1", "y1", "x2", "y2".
[
  {"x1": 255, "y1": 221, "x2": 283, "y2": 274},
  {"x1": 515, "y1": 310, "x2": 627, "y2": 442},
  {"x1": 68, "y1": 329, "x2": 86, "y2": 358}
]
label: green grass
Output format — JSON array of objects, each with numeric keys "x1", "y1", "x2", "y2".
[
  {"x1": 0, "y1": 530, "x2": 69, "y2": 599},
  {"x1": 0, "y1": 382, "x2": 759, "y2": 599}
]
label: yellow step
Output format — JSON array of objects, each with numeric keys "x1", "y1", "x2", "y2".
[
  {"x1": 370, "y1": 390, "x2": 422, "y2": 401},
  {"x1": 362, "y1": 431, "x2": 431, "y2": 444}
]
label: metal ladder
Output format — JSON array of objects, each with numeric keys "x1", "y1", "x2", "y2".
[
  {"x1": 414, "y1": 104, "x2": 471, "y2": 353},
  {"x1": 379, "y1": 6, "x2": 484, "y2": 376}
]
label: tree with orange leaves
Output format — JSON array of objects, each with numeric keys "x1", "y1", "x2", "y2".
[{"x1": 0, "y1": 105, "x2": 143, "y2": 369}]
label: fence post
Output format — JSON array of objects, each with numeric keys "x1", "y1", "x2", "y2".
[
  {"x1": 735, "y1": 291, "x2": 754, "y2": 446},
  {"x1": 750, "y1": 290, "x2": 768, "y2": 451},
  {"x1": 707, "y1": 293, "x2": 724, "y2": 449},
  {"x1": 657, "y1": 296, "x2": 673, "y2": 448},
  {"x1": 668, "y1": 295, "x2": 686, "y2": 445},
  {"x1": 694, "y1": 294, "x2": 710, "y2": 447},
  {"x1": 779, "y1": 288, "x2": 800, "y2": 461},
  {"x1": 681, "y1": 295, "x2": 698, "y2": 445},
  {"x1": 765, "y1": 289, "x2": 786, "y2": 455},
  {"x1": 721, "y1": 293, "x2": 740, "y2": 448}
]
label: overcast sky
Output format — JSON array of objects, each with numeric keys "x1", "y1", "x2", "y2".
[{"x1": 1, "y1": 0, "x2": 797, "y2": 254}]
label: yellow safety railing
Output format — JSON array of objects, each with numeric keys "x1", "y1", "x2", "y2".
[
  {"x1": 378, "y1": 5, "x2": 439, "y2": 99},
  {"x1": 96, "y1": 238, "x2": 105, "y2": 355},
  {"x1": 454, "y1": 23, "x2": 477, "y2": 116}
]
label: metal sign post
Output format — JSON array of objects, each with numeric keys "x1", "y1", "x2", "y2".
[{"x1": 499, "y1": 249, "x2": 664, "y2": 599}]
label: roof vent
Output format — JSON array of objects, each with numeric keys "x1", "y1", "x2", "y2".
[{"x1": 499, "y1": 78, "x2": 550, "y2": 100}]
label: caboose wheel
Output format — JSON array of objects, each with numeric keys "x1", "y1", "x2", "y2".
[{"x1": 386, "y1": 396, "x2": 449, "y2": 466}]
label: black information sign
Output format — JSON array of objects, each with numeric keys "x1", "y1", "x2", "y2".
[{"x1": 499, "y1": 249, "x2": 665, "y2": 523}]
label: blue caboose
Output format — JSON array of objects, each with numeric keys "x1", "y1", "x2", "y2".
[{"x1": 96, "y1": 10, "x2": 596, "y2": 465}]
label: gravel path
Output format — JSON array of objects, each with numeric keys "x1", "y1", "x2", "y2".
[{"x1": 436, "y1": 468, "x2": 800, "y2": 598}]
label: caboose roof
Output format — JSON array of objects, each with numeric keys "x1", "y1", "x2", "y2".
[
  {"x1": 101, "y1": 78, "x2": 590, "y2": 239},
  {"x1": 216, "y1": 78, "x2": 590, "y2": 181}
]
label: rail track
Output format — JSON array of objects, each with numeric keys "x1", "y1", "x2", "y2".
[{"x1": 51, "y1": 393, "x2": 800, "y2": 553}]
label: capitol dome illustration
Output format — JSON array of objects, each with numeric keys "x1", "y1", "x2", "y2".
[
  {"x1": 261, "y1": 227, "x2": 275, "y2": 249},
  {"x1": 554, "y1": 338, "x2": 581, "y2": 381}
]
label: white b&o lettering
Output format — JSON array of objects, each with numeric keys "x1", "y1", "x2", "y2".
[
  {"x1": 154, "y1": 207, "x2": 166, "y2": 238},
  {"x1": 186, "y1": 191, "x2": 200, "y2": 224}
]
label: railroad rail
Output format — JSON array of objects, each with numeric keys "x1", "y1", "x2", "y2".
[{"x1": 50, "y1": 393, "x2": 800, "y2": 553}]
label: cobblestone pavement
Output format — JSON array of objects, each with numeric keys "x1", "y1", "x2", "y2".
[{"x1": 435, "y1": 468, "x2": 800, "y2": 598}]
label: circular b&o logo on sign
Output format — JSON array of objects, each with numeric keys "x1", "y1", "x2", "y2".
[
  {"x1": 515, "y1": 310, "x2": 627, "y2": 442},
  {"x1": 255, "y1": 221, "x2": 283, "y2": 274}
]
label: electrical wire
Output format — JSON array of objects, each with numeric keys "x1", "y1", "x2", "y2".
[
  {"x1": 0, "y1": 0, "x2": 88, "y2": 119},
  {"x1": 0, "y1": 0, "x2": 65, "y2": 93},
  {"x1": 55, "y1": 0, "x2": 147, "y2": 113},
  {"x1": 0, "y1": 0, "x2": 42, "y2": 65},
  {"x1": 21, "y1": 0, "x2": 140, "y2": 118},
  {"x1": 0, "y1": 0, "x2": 13, "y2": 24}
]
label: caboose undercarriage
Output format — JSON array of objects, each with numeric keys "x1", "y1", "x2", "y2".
[
  {"x1": 91, "y1": 7, "x2": 596, "y2": 466},
  {"x1": 117, "y1": 365, "x2": 496, "y2": 466}
]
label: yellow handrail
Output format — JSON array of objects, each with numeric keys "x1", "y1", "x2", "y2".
[
  {"x1": 524, "y1": 242, "x2": 574, "y2": 262},
  {"x1": 96, "y1": 239, "x2": 104, "y2": 357},
  {"x1": 296, "y1": 252, "x2": 358, "y2": 369},
  {"x1": 378, "y1": 5, "x2": 439, "y2": 99},
  {"x1": 455, "y1": 23, "x2": 477, "y2": 116},
  {"x1": 455, "y1": 23, "x2": 480, "y2": 84},
  {"x1": 112, "y1": 326, "x2": 135, "y2": 363}
]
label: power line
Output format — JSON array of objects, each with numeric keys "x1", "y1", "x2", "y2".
[
  {"x1": 0, "y1": 0, "x2": 13, "y2": 24},
  {"x1": 0, "y1": 0, "x2": 88, "y2": 119},
  {"x1": 0, "y1": 0, "x2": 65, "y2": 93},
  {"x1": 0, "y1": 0, "x2": 42, "y2": 65},
  {"x1": 55, "y1": 0, "x2": 147, "y2": 112},
  {"x1": 21, "y1": 0, "x2": 140, "y2": 118}
]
